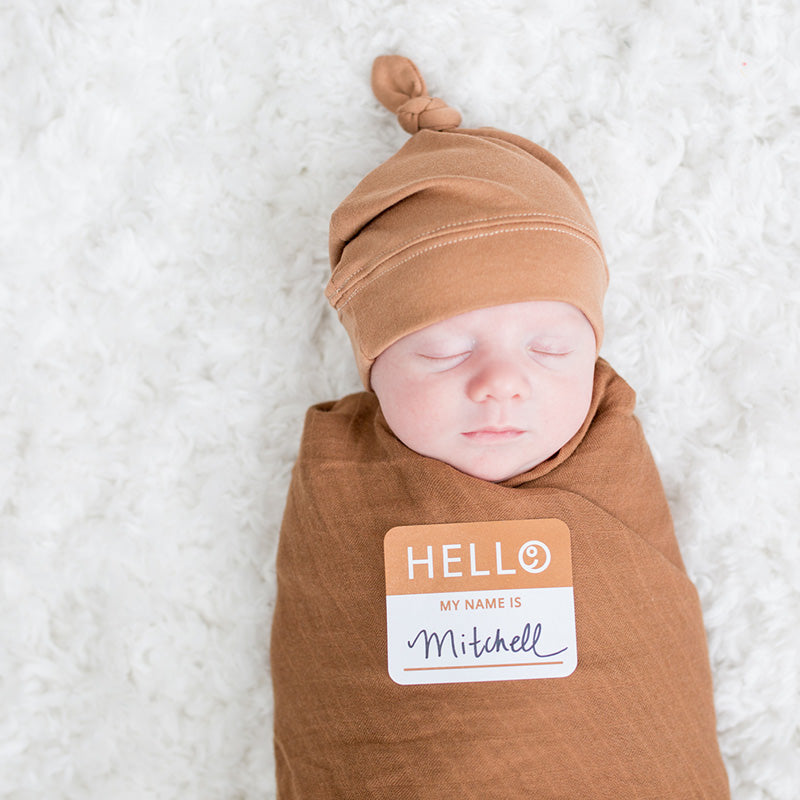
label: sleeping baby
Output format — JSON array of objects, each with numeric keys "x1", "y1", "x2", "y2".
[{"x1": 270, "y1": 55, "x2": 729, "y2": 799}]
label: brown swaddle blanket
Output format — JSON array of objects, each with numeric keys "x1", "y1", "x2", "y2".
[{"x1": 271, "y1": 359, "x2": 729, "y2": 799}]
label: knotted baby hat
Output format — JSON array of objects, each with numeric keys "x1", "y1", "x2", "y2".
[{"x1": 326, "y1": 55, "x2": 608, "y2": 388}]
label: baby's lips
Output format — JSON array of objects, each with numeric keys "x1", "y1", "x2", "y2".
[{"x1": 461, "y1": 428, "x2": 526, "y2": 442}]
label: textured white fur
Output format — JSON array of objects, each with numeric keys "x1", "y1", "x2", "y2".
[{"x1": 1, "y1": 1, "x2": 798, "y2": 797}]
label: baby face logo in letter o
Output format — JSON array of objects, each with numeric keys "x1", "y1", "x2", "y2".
[{"x1": 518, "y1": 540, "x2": 551, "y2": 574}]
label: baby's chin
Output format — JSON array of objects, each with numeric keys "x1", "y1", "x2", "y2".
[
  {"x1": 446, "y1": 425, "x2": 583, "y2": 482},
  {"x1": 445, "y1": 452, "x2": 551, "y2": 483}
]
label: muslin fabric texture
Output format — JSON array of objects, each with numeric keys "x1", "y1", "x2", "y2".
[{"x1": 270, "y1": 360, "x2": 730, "y2": 799}]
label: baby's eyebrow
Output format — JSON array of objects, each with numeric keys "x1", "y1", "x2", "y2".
[
  {"x1": 415, "y1": 330, "x2": 471, "y2": 345},
  {"x1": 529, "y1": 332, "x2": 569, "y2": 342},
  {"x1": 415, "y1": 341, "x2": 472, "y2": 354}
]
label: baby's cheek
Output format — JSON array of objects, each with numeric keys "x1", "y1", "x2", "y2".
[
  {"x1": 564, "y1": 371, "x2": 595, "y2": 429},
  {"x1": 406, "y1": 389, "x2": 445, "y2": 436},
  {"x1": 539, "y1": 373, "x2": 588, "y2": 432},
  {"x1": 384, "y1": 382, "x2": 432, "y2": 433},
  {"x1": 403, "y1": 383, "x2": 458, "y2": 449}
]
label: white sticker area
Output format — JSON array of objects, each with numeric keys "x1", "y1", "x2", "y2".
[{"x1": 386, "y1": 586, "x2": 577, "y2": 685}]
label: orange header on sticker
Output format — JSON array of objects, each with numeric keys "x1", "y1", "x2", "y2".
[{"x1": 384, "y1": 519, "x2": 572, "y2": 596}]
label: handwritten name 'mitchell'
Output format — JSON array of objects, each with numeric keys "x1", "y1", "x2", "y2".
[{"x1": 407, "y1": 622, "x2": 568, "y2": 662}]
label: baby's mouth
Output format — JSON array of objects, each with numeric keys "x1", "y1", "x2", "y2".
[{"x1": 461, "y1": 427, "x2": 525, "y2": 442}]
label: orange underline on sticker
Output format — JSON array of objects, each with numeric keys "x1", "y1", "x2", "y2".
[{"x1": 404, "y1": 661, "x2": 564, "y2": 672}]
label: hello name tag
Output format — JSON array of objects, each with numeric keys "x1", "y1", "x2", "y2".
[{"x1": 384, "y1": 519, "x2": 577, "y2": 685}]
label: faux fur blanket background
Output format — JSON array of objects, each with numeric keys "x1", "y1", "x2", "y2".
[{"x1": 2, "y1": 1, "x2": 798, "y2": 798}]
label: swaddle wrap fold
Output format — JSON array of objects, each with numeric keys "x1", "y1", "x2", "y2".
[{"x1": 271, "y1": 359, "x2": 729, "y2": 799}]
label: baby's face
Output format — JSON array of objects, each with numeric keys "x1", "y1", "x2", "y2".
[{"x1": 371, "y1": 301, "x2": 597, "y2": 482}]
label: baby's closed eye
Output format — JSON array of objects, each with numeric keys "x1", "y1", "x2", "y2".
[
  {"x1": 527, "y1": 339, "x2": 573, "y2": 357},
  {"x1": 417, "y1": 350, "x2": 472, "y2": 364}
]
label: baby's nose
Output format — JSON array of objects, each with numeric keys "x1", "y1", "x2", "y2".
[{"x1": 466, "y1": 357, "x2": 531, "y2": 403}]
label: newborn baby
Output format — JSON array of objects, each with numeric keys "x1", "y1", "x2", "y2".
[{"x1": 270, "y1": 55, "x2": 729, "y2": 799}]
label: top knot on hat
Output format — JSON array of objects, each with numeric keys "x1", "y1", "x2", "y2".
[{"x1": 371, "y1": 55, "x2": 462, "y2": 134}]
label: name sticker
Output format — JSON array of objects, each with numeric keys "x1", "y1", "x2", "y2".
[{"x1": 384, "y1": 519, "x2": 576, "y2": 685}]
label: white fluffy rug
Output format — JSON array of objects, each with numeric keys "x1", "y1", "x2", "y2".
[{"x1": 2, "y1": 1, "x2": 798, "y2": 797}]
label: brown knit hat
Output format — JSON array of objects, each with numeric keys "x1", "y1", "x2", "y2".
[{"x1": 326, "y1": 55, "x2": 608, "y2": 388}]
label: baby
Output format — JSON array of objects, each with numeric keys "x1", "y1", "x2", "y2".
[{"x1": 271, "y1": 56, "x2": 729, "y2": 799}]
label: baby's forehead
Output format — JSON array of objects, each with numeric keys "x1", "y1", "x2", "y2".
[{"x1": 405, "y1": 300, "x2": 589, "y2": 342}]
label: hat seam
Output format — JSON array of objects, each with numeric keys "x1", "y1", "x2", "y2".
[
  {"x1": 328, "y1": 212, "x2": 599, "y2": 297},
  {"x1": 337, "y1": 225, "x2": 606, "y2": 310}
]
